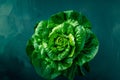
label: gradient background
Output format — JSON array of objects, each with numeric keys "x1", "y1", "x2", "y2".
[{"x1": 0, "y1": 0, "x2": 120, "y2": 80}]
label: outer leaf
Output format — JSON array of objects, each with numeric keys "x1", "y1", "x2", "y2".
[
  {"x1": 83, "y1": 62, "x2": 90, "y2": 72},
  {"x1": 76, "y1": 29, "x2": 99, "y2": 66},
  {"x1": 74, "y1": 25, "x2": 86, "y2": 56},
  {"x1": 33, "y1": 57, "x2": 61, "y2": 79},
  {"x1": 50, "y1": 12, "x2": 66, "y2": 24},
  {"x1": 63, "y1": 63, "x2": 77, "y2": 80},
  {"x1": 26, "y1": 39, "x2": 34, "y2": 57}
]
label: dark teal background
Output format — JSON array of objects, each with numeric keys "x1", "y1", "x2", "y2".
[{"x1": 0, "y1": 0, "x2": 120, "y2": 80}]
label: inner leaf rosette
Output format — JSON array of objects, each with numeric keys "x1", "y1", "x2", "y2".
[
  {"x1": 47, "y1": 23, "x2": 76, "y2": 61},
  {"x1": 26, "y1": 10, "x2": 99, "y2": 80}
]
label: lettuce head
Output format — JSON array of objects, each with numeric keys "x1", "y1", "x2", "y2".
[{"x1": 26, "y1": 10, "x2": 99, "y2": 80}]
